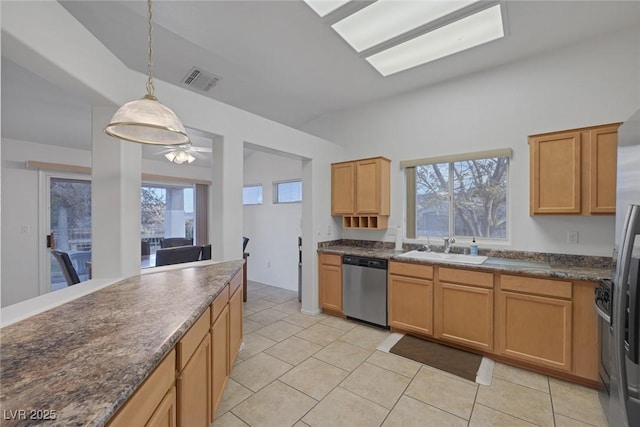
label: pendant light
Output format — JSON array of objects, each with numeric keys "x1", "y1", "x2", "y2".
[{"x1": 104, "y1": 0, "x2": 189, "y2": 145}]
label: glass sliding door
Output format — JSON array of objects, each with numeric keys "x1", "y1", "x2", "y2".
[{"x1": 48, "y1": 176, "x2": 92, "y2": 291}]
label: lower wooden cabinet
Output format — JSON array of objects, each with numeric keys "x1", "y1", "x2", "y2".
[
  {"x1": 386, "y1": 262, "x2": 596, "y2": 384},
  {"x1": 146, "y1": 387, "x2": 177, "y2": 427},
  {"x1": 388, "y1": 262, "x2": 434, "y2": 336},
  {"x1": 497, "y1": 275, "x2": 573, "y2": 371},
  {"x1": 176, "y1": 307, "x2": 212, "y2": 427},
  {"x1": 211, "y1": 304, "x2": 229, "y2": 418},
  {"x1": 319, "y1": 253, "x2": 343, "y2": 314},
  {"x1": 229, "y1": 285, "x2": 243, "y2": 365},
  {"x1": 435, "y1": 268, "x2": 494, "y2": 352},
  {"x1": 107, "y1": 351, "x2": 176, "y2": 427}
]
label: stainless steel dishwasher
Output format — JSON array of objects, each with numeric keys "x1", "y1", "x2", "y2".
[{"x1": 342, "y1": 255, "x2": 388, "y2": 328}]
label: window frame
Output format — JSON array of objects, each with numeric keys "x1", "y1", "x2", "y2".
[
  {"x1": 405, "y1": 151, "x2": 510, "y2": 242},
  {"x1": 242, "y1": 184, "x2": 264, "y2": 206},
  {"x1": 273, "y1": 179, "x2": 302, "y2": 204}
]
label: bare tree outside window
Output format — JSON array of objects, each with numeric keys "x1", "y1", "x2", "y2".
[{"x1": 415, "y1": 157, "x2": 508, "y2": 239}]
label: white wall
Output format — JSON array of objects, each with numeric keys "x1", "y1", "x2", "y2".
[
  {"x1": 243, "y1": 150, "x2": 303, "y2": 291},
  {"x1": 302, "y1": 26, "x2": 640, "y2": 257}
]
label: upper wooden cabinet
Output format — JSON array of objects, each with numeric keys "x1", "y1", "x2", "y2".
[
  {"x1": 529, "y1": 123, "x2": 619, "y2": 215},
  {"x1": 331, "y1": 157, "x2": 390, "y2": 229}
]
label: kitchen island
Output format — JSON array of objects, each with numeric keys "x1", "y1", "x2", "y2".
[{"x1": 0, "y1": 260, "x2": 243, "y2": 426}]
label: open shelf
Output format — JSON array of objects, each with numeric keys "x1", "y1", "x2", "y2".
[{"x1": 342, "y1": 215, "x2": 388, "y2": 230}]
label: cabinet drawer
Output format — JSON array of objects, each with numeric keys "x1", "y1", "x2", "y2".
[
  {"x1": 319, "y1": 253, "x2": 342, "y2": 266},
  {"x1": 439, "y1": 268, "x2": 493, "y2": 289},
  {"x1": 107, "y1": 350, "x2": 176, "y2": 427},
  {"x1": 389, "y1": 261, "x2": 433, "y2": 279},
  {"x1": 177, "y1": 307, "x2": 211, "y2": 371},
  {"x1": 501, "y1": 275, "x2": 571, "y2": 299},
  {"x1": 211, "y1": 285, "x2": 229, "y2": 324}
]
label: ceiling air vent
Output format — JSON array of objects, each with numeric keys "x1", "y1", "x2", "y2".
[{"x1": 181, "y1": 67, "x2": 222, "y2": 92}]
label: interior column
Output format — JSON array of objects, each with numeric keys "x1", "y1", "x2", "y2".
[
  {"x1": 91, "y1": 107, "x2": 142, "y2": 279},
  {"x1": 212, "y1": 134, "x2": 243, "y2": 261}
]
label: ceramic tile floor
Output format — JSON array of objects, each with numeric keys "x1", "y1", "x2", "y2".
[{"x1": 213, "y1": 281, "x2": 608, "y2": 427}]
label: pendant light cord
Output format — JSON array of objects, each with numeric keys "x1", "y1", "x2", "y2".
[{"x1": 146, "y1": 0, "x2": 155, "y2": 97}]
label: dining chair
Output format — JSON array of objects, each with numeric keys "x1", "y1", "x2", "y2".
[
  {"x1": 155, "y1": 245, "x2": 202, "y2": 266},
  {"x1": 201, "y1": 244, "x2": 212, "y2": 260},
  {"x1": 51, "y1": 250, "x2": 81, "y2": 286},
  {"x1": 160, "y1": 237, "x2": 194, "y2": 248}
]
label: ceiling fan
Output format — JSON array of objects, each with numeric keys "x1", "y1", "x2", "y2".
[{"x1": 155, "y1": 144, "x2": 212, "y2": 164}]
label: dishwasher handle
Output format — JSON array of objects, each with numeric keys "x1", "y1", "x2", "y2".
[{"x1": 343, "y1": 255, "x2": 388, "y2": 270}]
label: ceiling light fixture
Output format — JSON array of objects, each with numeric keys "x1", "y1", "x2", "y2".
[
  {"x1": 164, "y1": 147, "x2": 196, "y2": 164},
  {"x1": 104, "y1": 0, "x2": 189, "y2": 145},
  {"x1": 366, "y1": 4, "x2": 504, "y2": 76}
]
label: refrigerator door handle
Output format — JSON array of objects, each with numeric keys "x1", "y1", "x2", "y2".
[{"x1": 627, "y1": 257, "x2": 640, "y2": 364}]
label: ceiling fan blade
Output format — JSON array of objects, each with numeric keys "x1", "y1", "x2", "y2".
[
  {"x1": 154, "y1": 148, "x2": 175, "y2": 155},
  {"x1": 190, "y1": 146, "x2": 213, "y2": 153}
]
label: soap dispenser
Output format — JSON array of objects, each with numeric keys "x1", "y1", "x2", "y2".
[{"x1": 470, "y1": 238, "x2": 478, "y2": 256}]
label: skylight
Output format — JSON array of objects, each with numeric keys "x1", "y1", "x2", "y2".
[
  {"x1": 367, "y1": 4, "x2": 505, "y2": 76},
  {"x1": 303, "y1": 0, "x2": 506, "y2": 77},
  {"x1": 332, "y1": 0, "x2": 479, "y2": 53}
]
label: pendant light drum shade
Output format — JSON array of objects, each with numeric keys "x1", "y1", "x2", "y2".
[{"x1": 105, "y1": 94, "x2": 189, "y2": 145}]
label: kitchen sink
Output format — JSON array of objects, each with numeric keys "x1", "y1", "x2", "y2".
[{"x1": 398, "y1": 250, "x2": 488, "y2": 265}]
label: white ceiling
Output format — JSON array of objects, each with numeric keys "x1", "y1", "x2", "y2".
[{"x1": 2, "y1": 1, "x2": 640, "y2": 152}]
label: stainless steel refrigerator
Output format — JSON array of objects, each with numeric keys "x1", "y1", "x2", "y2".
[{"x1": 602, "y1": 109, "x2": 640, "y2": 427}]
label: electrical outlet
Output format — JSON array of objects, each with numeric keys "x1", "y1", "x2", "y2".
[
  {"x1": 267, "y1": 261, "x2": 271, "y2": 268},
  {"x1": 20, "y1": 225, "x2": 30, "y2": 234},
  {"x1": 567, "y1": 231, "x2": 578, "y2": 244},
  {"x1": 388, "y1": 227, "x2": 397, "y2": 236},
  {"x1": 327, "y1": 225, "x2": 332, "y2": 235}
]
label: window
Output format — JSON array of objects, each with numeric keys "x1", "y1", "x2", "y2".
[
  {"x1": 274, "y1": 180, "x2": 302, "y2": 204},
  {"x1": 405, "y1": 151, "x2": 509, "y2": 240},
  {"x1": 243, "y1": 185, "x2": 263, "y2": 205},
  {"x1": 141, "y1": 183, "x2": 196, "y2": 255}
]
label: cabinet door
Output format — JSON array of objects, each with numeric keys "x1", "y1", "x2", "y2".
[
  {"x1": 355, "y1": 159, "x2": 381, "y2": 214},
  {"x1": 530, "y1": 131, "x2": 582, "y2": 214},
  {"x1": 331, "y1": 162, "x2": 355, "y2": 215},
  {"x1": 588, "y1": 125, "x2": 618, "y2": 213},
  {"x1": 229, "y1": 287, "x2": 243, "y2": 366},
  {"x1": 145, "y1": 387, "x2": 176, "y2": 427},
  {"x1": 177, "y1": 334, "x2": 211, "y2": 427},
  {"x1": 211, "y1": 305, "x2": 229, "y2": 420},
  {"x1": 319, "y1": 263, "x2": 342, "y2": 313},
  {"x1": 497, "y1": 291, "x2": 572, "y2": 371},
  {"x1": 435, "y1": 282, "x2": 493, "y2": 351},
  {"x1": 107, "y1": 351, "x2": 176, "y2": 427},
  {"x1": 388, "y1": 274, "x2": 433, "y2": 336}
]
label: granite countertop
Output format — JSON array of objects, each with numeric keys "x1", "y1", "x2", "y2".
[
  {"x1": 0, "y1": 260, "x2": 243, "y2": 427},
  {"x1": 318, "y1": 245, "x2": 611, "y2": 282}
]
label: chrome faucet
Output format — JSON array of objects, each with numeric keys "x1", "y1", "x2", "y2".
[{"x1": 443, "y1": 237, "x2": 456, "y2": 253}]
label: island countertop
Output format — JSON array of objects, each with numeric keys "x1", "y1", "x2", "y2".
[{"x1": 0, "y1": 260, "x2": 243, "y2": 427}]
